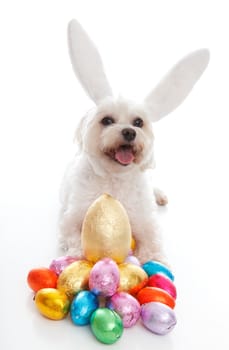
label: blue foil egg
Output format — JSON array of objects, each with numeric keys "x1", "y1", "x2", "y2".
[
  {"x1": 70, "y1": 291, "x2": 99, "y2": 325},
  {"x1": 142, "y1": 261, "x2": 174, "y2": 281}
]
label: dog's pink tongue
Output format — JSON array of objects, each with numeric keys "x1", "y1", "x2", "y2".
[{"x1": 115, "y1": 147, "x2": 135, "y2": 165}]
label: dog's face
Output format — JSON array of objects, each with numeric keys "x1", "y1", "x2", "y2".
[
  {"x1": 76, "y1": 97, "x2": 155, "y2": 174},
  {"x1": 69, "y1": 21, "x2": 209, "y2": 175}
]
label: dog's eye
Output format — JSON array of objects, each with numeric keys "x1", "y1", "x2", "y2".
[
  {"x1": 101, "y1": 116, "x2": 115, "y2": 126},
  {"x1": 133, "y1": 118, "x2": 144, "y2": 128}
]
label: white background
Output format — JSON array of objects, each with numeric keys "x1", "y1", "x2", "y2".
[{"x1": 1, "y1": 1, "x2": 229, "y2": 349}]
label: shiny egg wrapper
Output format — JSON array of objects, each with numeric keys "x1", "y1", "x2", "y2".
[
  {"x1": 35, "y1": 288, "x2": 70, "y2": 320},
  {"x1": 81, "y1": 194, "x2": 131, "y2": 263},
  {"x1": 57, "y1": 260, "x2": 93, "y2": 299},
  {"x1": 118, "y1": 263, "x2": 148, "y2": 295}
]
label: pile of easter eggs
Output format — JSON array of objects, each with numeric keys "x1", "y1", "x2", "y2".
[{"x1": 27, "y1": 194, "x2": 177, "y2": 344}]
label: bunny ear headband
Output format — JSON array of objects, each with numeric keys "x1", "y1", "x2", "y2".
[{"x1": 68, "y1": 19, "x2": 210, "y2": 121}]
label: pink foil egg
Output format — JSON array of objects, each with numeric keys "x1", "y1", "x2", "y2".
[
  {"x1": 108, "y1": 292, "x2": 141, "y2": 328},
  {"x1": 148, "y1": 274, "x2": 177, "y2": 299},
  {"x1": 49, "y1": 256, "x2": 78, "y2": 275},
  {"x1": 89, "y1": 258, "x2": 120, "y2": 297},
  {"x1": 141, "y1": 302, "x2": 177, "y2": 335}
]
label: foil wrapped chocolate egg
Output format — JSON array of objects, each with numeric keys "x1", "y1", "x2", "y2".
[
  {"x1": 27, "y1": 268, "x2": 58, "y2": 292},
  {"x1": 148, "y1": 274, "x2": 177, "y2": 299},
  {"x1": 35, "y1": 288, "x2": 70, "y2": 320},
  {"x1": 90, "y1": 308, "x2": 123, "y2": 344},
  {"x1": 107, "y1": 292, "x2": 141, "y2": 328},
  {"x1": 49, "y1": 256, "x2": 78, "y2": 275},
  {"x1": 89, "y1": 258, "x2": 120, "y2": 297},
  {"x1": 142, "y1": 261, "x2": 174, "y2": 281},
  {"x1": 125, "y1": 255, "x2": 140, "y2": 266},
  {"x1": 131, "y1": 237, "x2": 136, "y2": 251},
  {"x1": 70, "y1": 291, "x2": 99, "y2": 326},
  {"x1": 118, "y1": 263, "x2": 148, "y2": 294},
  {"x1": 141, "y1": 302, "x2": 177, "y2": 335},
  {"x1": 57, "y1": 260, "x2": 93, "y2": 298},
  {"x1": 137, "y1": 287, "x2": 176, "y2": 308},
  {"x1": 81, "y1": 194, "x2": 131, "y2": 263}
]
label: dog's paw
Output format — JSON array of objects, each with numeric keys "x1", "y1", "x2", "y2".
[
  {"x1": 58, "y1": 236, "x2": 69, "y2": 252},
  {"x1": 58, "y1": 232, "x2": 83, "y2": 258},
  {"x1": 66, "y1": 247, "x2": 83, "y2": 259},
  {"x1": 154, "y1": 188, "x2": 168, "y2": 206},
  {"x1": 135, "y1": 245, "x2": 169, "y2": 267},
  {"x1": 148, "y1": 254, "x2": 171, "y2": 270}
]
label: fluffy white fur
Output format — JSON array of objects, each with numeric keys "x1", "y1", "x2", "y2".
[{"x1": 59, "y1": 19, "x2": 210, "y2": 264}]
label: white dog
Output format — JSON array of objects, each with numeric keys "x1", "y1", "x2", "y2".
[{"x1": 59, "y1": 19, "x2": 209, "y2": 264}]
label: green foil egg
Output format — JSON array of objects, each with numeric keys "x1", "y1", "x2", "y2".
[{"x1": 90, "y1": 308, "x2": 123, "y2": 344}]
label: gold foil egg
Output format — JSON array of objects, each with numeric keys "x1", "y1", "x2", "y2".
[
  {"x1": 57, "y1": 260, "x2": 93, "y2": 298},
  {"x1": 35, "y1": 288, "x2": 70, "y2": 320},
  {"x1": 81, "y1": 194, "x2": 131, "y2": 263},
  {"x1": 131, "y1": 237, "x2": 136, "y2": 251},
  {"x1": 118, "y1": 263, "x2": 148, "y2": 295}
]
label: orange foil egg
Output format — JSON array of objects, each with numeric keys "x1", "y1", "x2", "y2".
[
  {"x1": 137, "y1": 287, "x2": 176, "y2": 309},
  {"x1": 27, "y1": 268, "x2": 58, "y2": 292}
]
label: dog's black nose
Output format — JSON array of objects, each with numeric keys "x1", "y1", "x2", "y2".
[{"x1": 122, "y1": 128, "x2": 136, "y2": 142}]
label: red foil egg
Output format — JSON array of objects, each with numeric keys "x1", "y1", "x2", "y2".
[{"x1": 147, "y1": 274, "x2": 177, "y2": 299}]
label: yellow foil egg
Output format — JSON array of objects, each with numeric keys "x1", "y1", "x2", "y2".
[
  {"x1": 35, "y1": 288, "x2": 70, "y2": 320},
  {"x1": 57, "y1": 260, "x2": 93, "y2": 298},
  {"x1": 118, "y1": 263, "x2": 148, "y2": 295},
  {"x1": 131, "y1": 237, "x2": 136, "y2": 251},
  {"x1": 81, "y1": 194, "x2": 131, "y2": 263}
]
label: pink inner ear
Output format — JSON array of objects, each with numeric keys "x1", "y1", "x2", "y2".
[{"x1": 115, "y1": 148, "x2": 135, "y2": 165}]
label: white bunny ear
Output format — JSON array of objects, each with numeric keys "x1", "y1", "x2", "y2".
[
  {"x1": 144, "y1": 49, "x2": 210, "y2": 121},
  {"x1": 68, "y1": 19, "x2": 113, "y2": 104}
]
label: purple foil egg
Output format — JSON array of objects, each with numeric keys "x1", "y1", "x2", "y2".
[
  {"x1": 89, "y1": 258, "x2": 120, "y2": 297},
  {"x1": 49, "y1": 256, "x2": 78, "y2": 275},
  {"x1": 125, "y1": 255, "x2": 140, "y2": 266},
  {"x1": 141, "y1": 302, "x2": 177, "y2": 335},
  {"x1": 108, "y1": 292, "x2": 141, "y2": 328}
]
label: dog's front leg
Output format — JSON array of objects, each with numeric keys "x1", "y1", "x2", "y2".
[
  {"x1": 131, "y1": 217, "x2": 168, "y2": 265},
  {"x1": 58, "y1": 209, "x2": 83, "y2": 258}
]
